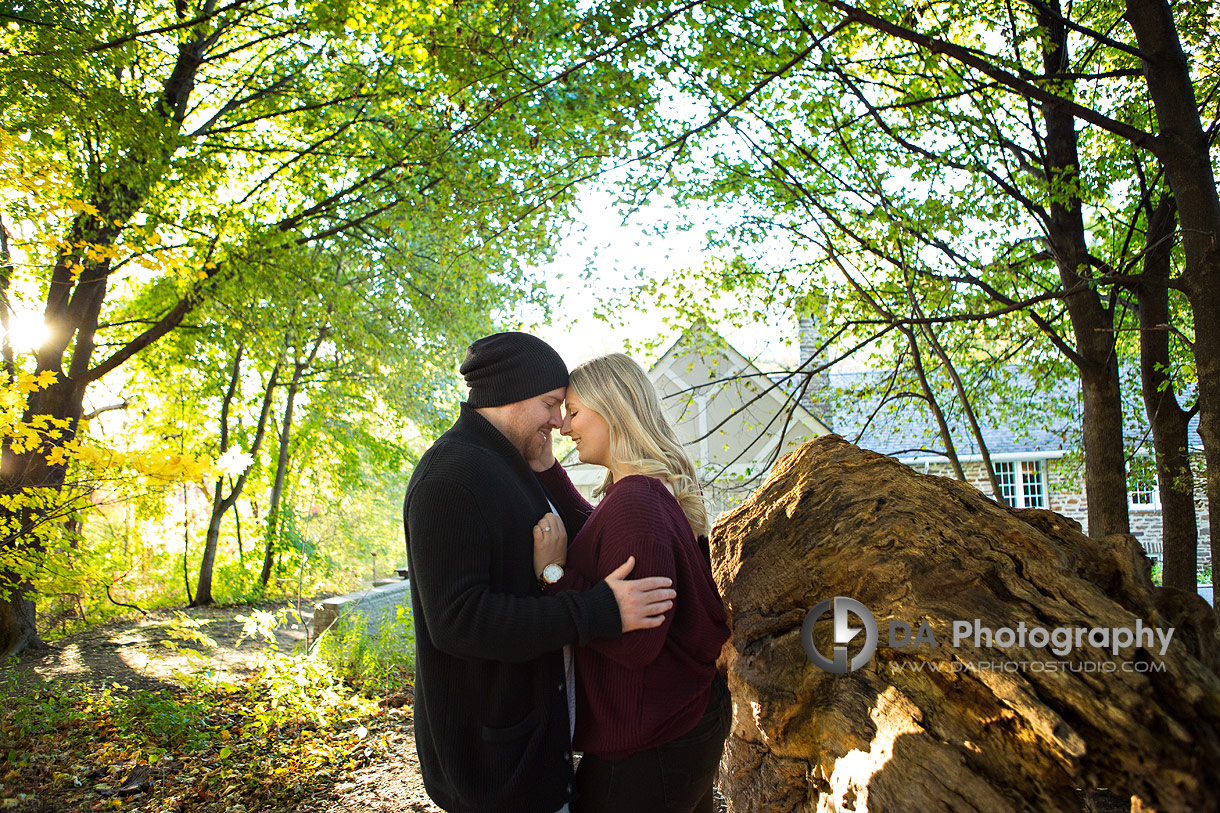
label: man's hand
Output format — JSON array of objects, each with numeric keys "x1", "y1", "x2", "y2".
[{"x1": 605, "y1": 556, "x2": 675, "y2": 632}]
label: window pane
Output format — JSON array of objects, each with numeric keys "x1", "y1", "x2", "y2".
[
  {"x1": 1130, "y1": 478, "x2": 1155, "y2": 505},
  {"x1": 1021, "y1": 460, "x2": 1045, "y2": 508},
  {"x1": 995, "y1": 461, "x2": 1017, "y2": 507},
  {"x1": 1128, "y1": 460, "x2": 1156, "y2": 506}
]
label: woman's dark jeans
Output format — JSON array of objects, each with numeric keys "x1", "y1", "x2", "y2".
[{"x1": 572, "y1": 671, "x2": 731, "y2": 813}]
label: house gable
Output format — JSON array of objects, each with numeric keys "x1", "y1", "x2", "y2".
[
  {"x1": 649, "y1": 328, "x2": 830, "y2": 481},
  {"x1": 562, "y1": 327, "x2": 831, "y2": 511}
]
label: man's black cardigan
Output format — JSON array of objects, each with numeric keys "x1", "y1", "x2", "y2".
[{"x1": 404, "y1": 403, "x2": 621, "y2": 813}]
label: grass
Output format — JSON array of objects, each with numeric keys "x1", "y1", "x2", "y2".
[
  {"x1": 1148, "y1": 561, "x2": 1213, "y2": 587},
  {"x1": 313, "y1": 605, "x2": 415, "y2": 697}
]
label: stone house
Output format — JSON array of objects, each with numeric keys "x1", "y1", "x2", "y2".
[
  {"x1": 827, "y1": 364, "x2": 1210, "y2": 574},
  {"x1": 564, "y1": 322, "x2": 1211, "y2": 574},
  {"x1": 563, "y1": 326, "x2": 830, "y2": 515}
]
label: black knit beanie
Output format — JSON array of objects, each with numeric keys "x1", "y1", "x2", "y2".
[{"x1": 460, "y1": 332, "x2": 569, "y2": 408}]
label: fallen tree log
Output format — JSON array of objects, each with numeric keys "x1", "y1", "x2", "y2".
[{"x1": 711, "y1": 435, "x2": 1220, "y2": 813}]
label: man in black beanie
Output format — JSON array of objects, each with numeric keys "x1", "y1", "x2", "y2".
[{"x1": 404, "y1": 331, "x2": 676, "y2": 813}]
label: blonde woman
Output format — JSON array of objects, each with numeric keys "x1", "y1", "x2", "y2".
[{"x1": 533, "y1": 353, "x2": 730, "y2": 813}]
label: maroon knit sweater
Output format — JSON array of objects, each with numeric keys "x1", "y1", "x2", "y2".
[{"x1": 538, "y1": 463, "x2": 730, "y2": 760}]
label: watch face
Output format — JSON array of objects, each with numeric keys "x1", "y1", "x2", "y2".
[{"x1": 543, "y1": 564, "x2": 564, "y2": 583}]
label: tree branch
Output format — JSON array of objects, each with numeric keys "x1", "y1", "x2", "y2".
[{"x1": 821, "y1": 0, "x2": 1158, "y2": 152}]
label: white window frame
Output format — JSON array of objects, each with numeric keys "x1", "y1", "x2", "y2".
[
  {"x1": 1127, "y1": 469, "x2": 1161, "y2": 510},
  {"x1": 993, "y1": 460, "x2": 1047, "y2": 509}
]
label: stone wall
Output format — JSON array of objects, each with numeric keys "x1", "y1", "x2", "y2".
[
  {"x1": 313, "y1": 574, "x2": 411, "y2": 637},
  {"x1": 913, "y1": 459, "x2": 1212, "y2": 572}
]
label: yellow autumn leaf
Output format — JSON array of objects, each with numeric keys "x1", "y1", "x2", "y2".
[
  {"x1": 13, "y1": 372, "x2": 38, "y2": 393},
  {"x1": 65, "y1": 198, "x2": 99, "y2": 216}
]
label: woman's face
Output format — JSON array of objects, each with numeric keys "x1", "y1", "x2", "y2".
[{"x1": 562, "y1": 390, "x2": 612, "y2": 469}]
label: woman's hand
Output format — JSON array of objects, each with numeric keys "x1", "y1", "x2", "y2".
[
  {"x1": 533, "y1": 512, "x2": 567, "y2": 580},
  {"x1": 526, "y1": 435, "x2": 556, "y2": 472}
]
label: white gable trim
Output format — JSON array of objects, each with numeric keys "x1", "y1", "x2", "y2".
[{"x1": 896, "y1": 450, "x2": 1067, "y2": 465}]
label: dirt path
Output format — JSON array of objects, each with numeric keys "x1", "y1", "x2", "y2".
[
  {"x1": 10, "y1": 604, "x2": 307, "y2": 692},
  {"x1": 7, "y1": 604, "x2": 441, "y2": 813}
]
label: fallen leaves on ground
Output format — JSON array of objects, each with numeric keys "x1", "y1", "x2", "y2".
[{"x1": 0, "y1": 666, "x2": 407, "y2": 812}]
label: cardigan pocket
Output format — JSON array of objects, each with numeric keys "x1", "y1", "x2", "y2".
[{"x1": 480, "y1": 705, "x2": 542, "y2": 743}]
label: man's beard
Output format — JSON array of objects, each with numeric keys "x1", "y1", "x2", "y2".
[{"x1": 509, "y1": 422, "x2": 550, "y2": 460}]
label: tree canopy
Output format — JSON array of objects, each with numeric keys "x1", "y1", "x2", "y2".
[
  {"x1": 1, "y1": 0, "x2": 1216, "y2": 656},
  {"x1": 0, "y1": 0, "x2": 660, "y2": 653}
]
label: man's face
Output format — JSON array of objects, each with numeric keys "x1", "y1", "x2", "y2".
[{"x1": 482, "y1": 387, "x2": 566, "y2": 460}]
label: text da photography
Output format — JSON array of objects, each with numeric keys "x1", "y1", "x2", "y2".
[{"x1": 802, "y1": 595, "x2": 1175, "y2": 675}]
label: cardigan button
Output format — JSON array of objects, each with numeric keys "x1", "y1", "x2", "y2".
[{"x1": 556, "y1": 683, "x2": 564, "y2": 692}]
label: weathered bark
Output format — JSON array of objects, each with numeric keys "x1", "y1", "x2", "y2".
[
  {"x1": 1037, "y1": 0, "x2": 1129, "y2": 538},
  {"x1": 1129, "y1": 194, "x2": 1198, "y2": 590},
  {"x1": 1125, "y1": 0, "x2": 1220, "y2": 575},
  {"x1": 193, "y1": 351, "x2": 280, "y2": 606},
  {"x1": 712, "y1": 435, "x2": 1220, "y2": 813}
]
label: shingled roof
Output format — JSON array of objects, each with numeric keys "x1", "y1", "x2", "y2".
[{"x1": 767, "y1": 364, "x2": 1201, "y2": 463}]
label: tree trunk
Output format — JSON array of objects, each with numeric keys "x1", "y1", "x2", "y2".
[
  {"x1": 259, "y1": 361, "x2": 305, "y2": 588},
  {"x1": 1037, "y1": 0, "x2": 1129, "y2": 538},
  {"x1": 233, "y1": 483, "x2": 244, "y2": 565},
  {"x1": 1125, "y1": 0, "x2": 1220, "y2": 576},
  {"x1": 193, "y1": 482, "x2": 228, "y2": 607},
  {"x1": 193, "y1": 352, "x2": 280, "y2": 606},
  {"x1": 0, "y1": 206, "x2": 116, "y2": 653},
  {"x1": 182, "y1": 484, "x2": 193, "y2": 605},
  {"x1": 904, "y1": 329, "x2": 968, "y2": 482},
  {"x1": 194, "y1": 345, "x2": 244, "y2": 608},
  {"x1": 1130, "y1": 194, "x2": 1198, "y2": 589},
  {"x1": 1, "y1": 213, "x2": 15, "y2": 377},
  {"x1": 258, "y1": 329, "x2": 325, "y2": 589},
  {"x1": 0, "y1": 585, "x2": 45, "y2": 657},
  {"x1": 711, "y1": 434, "x2": 1220, "y2": 813},
  {"x1": 1, "y1": 382, "x2": 88, "y2": 655}
]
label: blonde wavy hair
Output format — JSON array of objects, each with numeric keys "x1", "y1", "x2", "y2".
[{"x1": 568, "y1": 353, "x2": 709, "y2": 538}]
